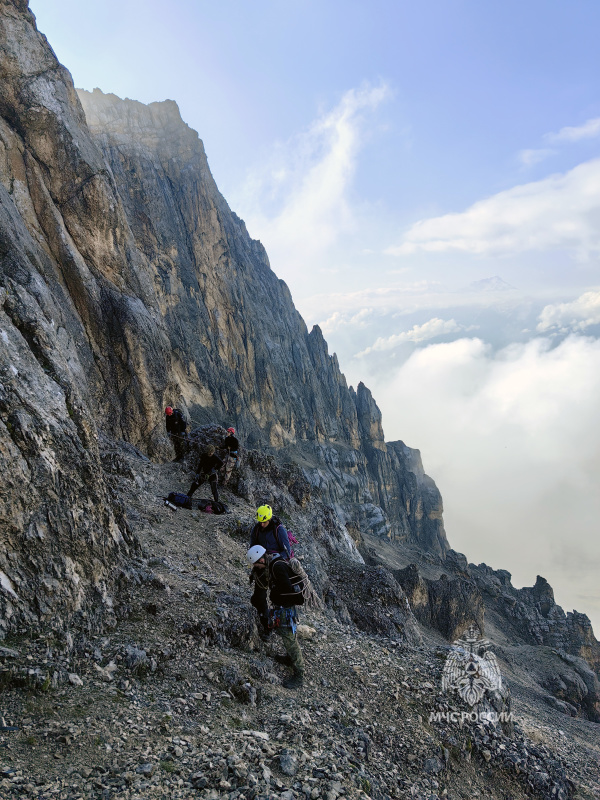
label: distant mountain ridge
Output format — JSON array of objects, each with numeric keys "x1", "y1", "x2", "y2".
[{"x1": 468, "y1": 275, "x2": 517, "y2": 292}]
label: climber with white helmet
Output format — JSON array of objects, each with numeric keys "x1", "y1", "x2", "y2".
[
  {"x1": 246, "y1": 544, "x2": 306, "y2": 690},
  {"x1": 247, "y1": 504, "x2": 291, "y2": 641}
]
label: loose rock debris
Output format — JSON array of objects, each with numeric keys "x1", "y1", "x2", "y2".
[{"x1": 1, "y1": 457, "x2": 599, "y2": 800}]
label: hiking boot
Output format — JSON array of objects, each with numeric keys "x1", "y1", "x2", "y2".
[
  {"x1": 282, "y1": 672, "x2": 304, "y2": 690},
  {"x1": 258, "y1": 629, "x2": 272, "y2": 642},
  {"x1": 272, "y1": 653, "x2": 293, "y2": 666}
]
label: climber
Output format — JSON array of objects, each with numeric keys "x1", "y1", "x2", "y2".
[
  {"x1": 249, "y1": 504, "x2": 291, "y2": 559},
  {"x1": 247, "y1": 545, "x2": 305, "y2": 690},
  {"x1": 222, "y1": 426, "x2": 239, "y2": 485},
  {"x1": 187, "y1": 445, "x2": 223, "y2": 503},
  {"x1": 165, "y1": 405, "x2": 188, "y2": 462},
  {"x1": 247, "y1": 505, "x2": 291, "y2": 641}
]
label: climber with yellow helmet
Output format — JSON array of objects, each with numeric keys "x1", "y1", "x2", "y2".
[
  {"x1": 248, "y1": 504, "x2": 291, "y2": 639},
  {"x1": 250, "y1": 504, "x2": 291, "y2": 560}
]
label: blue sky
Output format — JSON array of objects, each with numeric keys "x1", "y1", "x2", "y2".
[
  {"x1": 32, "y1": 1, "x2": 600, "y2": 220},
  {"x1": 30, "y1": 0, "x2": 600, "y2": 632}
]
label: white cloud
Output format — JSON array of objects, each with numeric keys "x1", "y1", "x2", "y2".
[
  {"x1": 232, "y1": 83, "x2": 390, "y2": 275},
  {"x1": 386, "y1": 158, "x2": 600, "y2": 258},
  {"x1": 372, "y1": 334, "x2": 600, "y2": 634},
  {"x1": 547, "y1": 117, "x2": 600, "y2": 143},
  {"x1": 537, "y1": 288, "x2": 600, "y2": 333},
  {"x1": 518, "y1": 148, "x2": 556, "y2": 167},
  {"x1": 356, "y1": 317, "x2": 468, "y2": 356},
  {"x1": 320, "y1": 307, "x2": 374, "y2": 334},
  {"x1": 308, "y1": 281, "x2": 447, "y2": 323},
  {"x1": 518, "y1": 117, "x2": 600, "y2": 168}
]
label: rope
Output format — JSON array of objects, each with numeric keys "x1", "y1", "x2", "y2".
[
  {"x1": 288, "y1": 557, "x2": 322, "y2": 610},
  {"x1": 250, "y1": 565, "x2": 269, "y2": 591}
]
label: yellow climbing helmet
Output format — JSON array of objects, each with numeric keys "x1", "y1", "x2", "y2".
[{"x1": 256, "y1": 504, "x2": 273, "y2": 522}]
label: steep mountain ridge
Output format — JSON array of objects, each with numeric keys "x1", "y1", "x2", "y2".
[
  {"x1": 0, "y1": 0, "x2": 446, "y2": 636},
  {"x1": 76, "y1": 86, "x2": 448, "y2": 556}
]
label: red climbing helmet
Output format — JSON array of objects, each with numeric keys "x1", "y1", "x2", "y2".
[
  {"x1": 165, "y1": 406, "x2": 173, "y2": 416},
  {"x1": 227, "y1": 427, "x2": 235, "y2": 434}
]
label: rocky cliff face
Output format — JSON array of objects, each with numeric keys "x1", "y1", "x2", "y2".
[
  {"x1": 76, "y1": 86, "x2": 448, "y2": 555},
  {"x1": 0, "y1": 0, "x2": 446, "y2": 636},
  {"x1": 0, "y1": 0, "x2": 145, "y2": 637},
  {"x1": 360, "y1": 538, "x2": 600, "y2": 721}
]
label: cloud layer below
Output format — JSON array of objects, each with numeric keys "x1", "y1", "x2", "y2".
[
  {"x1": 372, "y1": 334, "x2": 600, "y2": 633},
  {"x1": 357, "y1": 317, "x2": 470, "y2": 355},
  {"x1": 537, "y1": 288, "x2": 600, "y2": 333}
]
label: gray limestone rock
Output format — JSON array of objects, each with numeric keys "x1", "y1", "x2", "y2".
[
  {"x1": 0, "y1": 0, "x2": 449, "y2": 640},
  {"x1": 279, "y1": 748, "x2": 298, "y2": 776}
]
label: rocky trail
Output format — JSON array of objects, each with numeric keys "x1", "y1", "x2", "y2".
[{"x1": 1, "y1": 446, "x2": 599, "y2": 800}]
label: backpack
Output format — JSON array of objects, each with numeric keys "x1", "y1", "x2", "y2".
[
  {"x1": 166, "y1": 492, "x2": 193, "y2": 510},
  {"x1": 269, "y1": 559, "x2": 305, "y2": 607},
  {"x1": 289, "y1": 566, "x2": 306, "y2": 603},
  {"x1": 287, "y1": 531, "x2": 299, "y2": 557},
  {"x1": 274, "y1": 526, "x2": 298, "y2": 558},
  {"x1": 196, "y1": 499, "x2": 229, "y2": 514}
]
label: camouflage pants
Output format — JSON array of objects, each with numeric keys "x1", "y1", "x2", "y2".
[
  {"x1": 278, "y1": 625, "x2": 304, "y2": 676},
  {"x1": 222, "y1": 453, "x2": 237, "y2": 485},
  {"x1": 170, "y1": 432, "x2": 187, "y2": 460}
]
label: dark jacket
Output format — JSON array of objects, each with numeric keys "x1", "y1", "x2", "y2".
[
  {"x1": 250, "y1": 516, "x2": 290, "y2": 559},
  {"x1": 166, "y1": 408, "x2": 187, "y2": 435},
  {"x1": 195, "y1": 453, "x2": 223, "y2": 477},
  {"x1": 269, "y1": 555, "x2": 304, "y2": 607},
  {"x1": 223, "y1": 434, "x2": 239, "y2": 454}
]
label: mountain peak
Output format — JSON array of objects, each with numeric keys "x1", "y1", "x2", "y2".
[{"x1": 468, "y1": 275, "x2": 516, "y2": 292}]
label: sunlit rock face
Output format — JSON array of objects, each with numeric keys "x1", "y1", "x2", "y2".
[
  {"x1": 0, "y1": 0, "x2": 448, "y2": 635},
  {"x1": 76, "y1": 87, "x2": 449, "y2": 555}
]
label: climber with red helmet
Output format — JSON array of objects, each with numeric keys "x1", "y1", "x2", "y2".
[{"x1": 164, "y1": 405, "x2": 188, "y2": 461}]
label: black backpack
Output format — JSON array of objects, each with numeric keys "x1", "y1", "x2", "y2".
[
  {"x1": 196, "y1": 499, "x2": 229, "y2": 514},
  {"x1": 166, "y1": 492, "x2": 193, "y2": 510},
  {"x1": 269, "y1": 560, "x2": 305, "y2": 606},
  {"x1": 172, "y1": 408, "x2": 187, "y2": 433}
]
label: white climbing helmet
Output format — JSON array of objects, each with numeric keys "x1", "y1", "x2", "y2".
[{"x1": 246, "y1": 545, "x2": 266, "y2": 565}]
